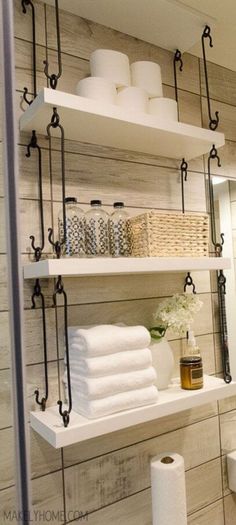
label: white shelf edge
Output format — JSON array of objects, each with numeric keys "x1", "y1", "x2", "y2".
[
  {"x1": 30, "y1": 375, "x2": 236, "y2": 448},
  {"x1": 19, "y1": 88, "x2": 225, "y2": 161},
  {"x1": 23, "y1": 256, "x2": 231, "y2": 280}
]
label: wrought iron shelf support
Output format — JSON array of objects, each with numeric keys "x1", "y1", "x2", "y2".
[
  {"x1": 173, "y1": 49, "x2": 183, "y2": 119},
  {"x1": 32, "y1": 279, "x2": 49, "y2": 410},
  {"x1": 184, "y1": 272, "x2": 196, "y2": 294},
  {"x1": 53, "y1": 276, "x2": 72, "y2": 427},
  {"x1": 201, "y1": 25, "x2": 219, "y2": 130},
  {"x1": 26, "y1": 130, "x2": 45, "y2": 261},
  {"x1": 180, "y1": 158, "x2": 188, "y2": 214},
  {"x1": 47, "y1": 107, "x2": 66, "y2": 258},
  {"x1": 21, "y1": 0, "x2": 37, "y2": 105},
  {"x1": 207, "y1": 145, "x2": 232, "y2": 383},
  {"x1": 43, "y1": 0, "x2": 62, "y2": 89}
]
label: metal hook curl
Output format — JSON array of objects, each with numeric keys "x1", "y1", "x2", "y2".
[
  {"x1": 173, "y1": 49, "x2": 183, "y2": 113},
  {"x1": 21, "y1": 0, "x2": 37, "y2": 104},
  {"x1": 180, "y1": 158, "x2": 188, "y2": 214},
  {"x1": 184, "y1": 272, "x2": 196, "y2": 294}
]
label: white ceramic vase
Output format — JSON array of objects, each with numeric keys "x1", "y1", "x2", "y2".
[{"x1": 150, "y1": 337, "x2": 174, "y2": 390}]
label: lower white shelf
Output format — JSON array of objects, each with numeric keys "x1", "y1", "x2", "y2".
[{"x1": 30, "y1": 375, "x2": 236, "y2": 448}]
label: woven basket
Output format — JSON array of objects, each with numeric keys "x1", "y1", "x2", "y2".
[{"x1": 129, "y1": 211, "x2": 209, "y2": 257}]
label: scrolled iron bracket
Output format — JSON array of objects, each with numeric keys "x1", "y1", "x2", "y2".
[
  {"x1": 173, "y1": 49, "x2": 183, "y2": 107},
  {"x1": 180, "y1": 158, "x2": 188, "y2": 214},
  {"x1": 184, "y1": 272, "x2": 196, "y2": 294},
  {"x1": 53, "y1": 276, "x2": 72, "y2": 427},
  {"x1": 26, "y1": 130, "x2": 45, "y2": 261},
  {"x1": 47, "y1": 107, "x2": 66, "y2": 258},
  {"x1": 201, "y1": 26, "x2": 219, "y2": 130},
  {"x1": 32, "y1": 279, "x2": 49, "y2": 410},
  {"x1": 43, "y1": 0, "x2": 62, "y2": 89},
  {"x1": 207, "y1": 144, "x2": 224, "y2": 256},
  {"x1": 21, "y1": 0, "x2": 37, "y2": 104}
]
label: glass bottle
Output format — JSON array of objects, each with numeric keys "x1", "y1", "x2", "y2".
[
  {"x1": 85, "y1": 200, "x2": 109, "y2": 257},
  {"x1": 186, "y1": 330, "x2": 200, "y2": 356},
  {"x1": 58, "y1": 197, "x2": 85, "y2": 257},
  {"x1": 109, "y1": 202, "x2": 131, "y2": 257}
]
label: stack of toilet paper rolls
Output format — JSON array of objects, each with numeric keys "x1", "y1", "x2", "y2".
[{"x1": 76, "y1": 49, "x2": 178, "y2": 122}]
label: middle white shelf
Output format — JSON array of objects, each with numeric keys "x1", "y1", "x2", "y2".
[
  {"x1": 23, "y1": 256, "x2": 231, "y2": 280},
  {"x1": 19, "y1": 88, "x2": 225, "y2": 161}
]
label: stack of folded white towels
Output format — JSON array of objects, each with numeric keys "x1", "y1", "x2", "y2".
[{"x1": 63, "y1": 324, "x2": 158, "y2": 419}]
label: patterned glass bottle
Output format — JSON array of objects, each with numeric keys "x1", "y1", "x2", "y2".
[
  {"x1": 85, "y1": 200, "x2": 109, "y2": 257},
  {"x1": 109, "y1": 202, "x2": 131, "y2": 257},
  {"x1": 58, "y1": 197, "x2": 85, "y2": 257}
]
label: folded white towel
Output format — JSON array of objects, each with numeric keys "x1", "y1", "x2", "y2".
[
  {"x1": 68, "y1": 324, "x2": 151, "y2": 357},
  {"x1": 66, "y1": 348, "x2": 153, "y2": 377},
  {"x1": 65, "y1": 367, "x2": 157, "y2": 399},
  {"x1": 71, "y1": 385, "x2": 158, "y2": 419}
]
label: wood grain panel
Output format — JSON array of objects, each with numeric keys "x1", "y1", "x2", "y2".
[
  {"x1": 220, "y1": 409, "x2": 236, "y2": 455},
  {"x1": 200, "y1": 59, "x2": 236, "y2": 108},
  {"x1": 31, "y1": 471, "x2": 64, "y2": 524},
  {"x1": 0, "y1": 312, "x2": 11, "y2": 369},
  {"x1": 30, "y1": 425, "x2": 62, "y2": 479},
  {"x1": 14, "y1": 0, "x2": 46, "y2": 45},
  {"x1": 0, "y1": 369, "x2": 12, "y2": 430},
  {"x1": 0, "y1": 486, "x2": 18, "y2": 524},
  {"x1": 65, "y1": 417, "x2": 220, "y2": 514},
  {"x1": 224, "y1": 493, "x2": 236, "y2": 525},
  {"x1": 45, "y1": 5, "x2": 200, "y2": 95},
  {"x1": 188, "y1": 500, "x2": 224, "y2": 525},
  {"x1": 63, "y1": 402, "x2": 217, "y2": 467},
  {"x1": 0, "y1": 427, "x2": 15, "y2": 490}
]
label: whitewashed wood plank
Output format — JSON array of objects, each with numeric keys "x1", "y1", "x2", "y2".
[{"x1": 64, "y1": 417, "x2": 220, "y2": 513}]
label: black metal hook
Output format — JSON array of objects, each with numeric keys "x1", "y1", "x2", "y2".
[
  {"x1": 43, "y1": 0, "x2": 62, "y2": 89},
  {"x1": 26, "y1": 131, "x2": 45, "y2": 261},
  {"x1": 201, "y1": 26, "x2": 219, "y2": 130},
  {"x1": 47, "y1": 108, "x2": 66, "y2": 258},
  {"x1": 53, "y1": 276, "x2": 72, "y2": 427},
  {"x1": 173, "y1": 49, "x2": 183, "y2": 108},
  {"x1": 207, "y1": 145, "x2": 224, "y2": 256},
  {"x1": 31, "y1": 279, "x2": 49, "y2": 410},
  {"x1": 21, "y1": 0, "x2": 37, "y2": 104},
  {"x1": 217, "y1": 270, "x2": 232, "y2": 383},
  {"x1": 184, "y1": 272, "x2": 196, "y2": 294},
  {"x1": 180, "y1": 158, "x2": 188, "y2": 214}
]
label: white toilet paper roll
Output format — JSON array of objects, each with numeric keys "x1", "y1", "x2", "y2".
[
  {"x1": 227, "y1": 451, "x2": 236, "y2": 492},
  {"x1": 131, "y1": 61, "x2": 163, "y2": 98},
  {"x1": 76, "y1": 77, "x2": 117, "y2": 105},
  {"x1": 117, "y1": 87, "x2": 148, "y2": 113},
  {"x1": 148, "y1": 97, "x2": 178, "y2": 121},
  {"x1": 90, "y1": 49, "x2": 130, "y2": 88},
  {"x1": 151, "y1": 453, "x2": 187, "y2": 525}
]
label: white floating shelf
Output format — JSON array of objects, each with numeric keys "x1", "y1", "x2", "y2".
[
  {"x1": 23, "y1": 256, "x2": 231, "y2": 280},
  {"x1": 20, "y1": 88, "x2": 225, "y2": 161},
  {"x1": 30, "y1": 375, "x2": 236, "y2": 448},
  {"x1": 44, "y1": 0, "x2": 216, "y2": 53}
]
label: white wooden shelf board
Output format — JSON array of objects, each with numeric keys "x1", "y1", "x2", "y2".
[
  {"x1": 44, "y1": 0, "x2": 216, "y2": 53},
  {"x1": 19, "y1": 89, "x2": 225, "y2": 161},
  {"x1": 23, "y1": 256, "x2": 231, "y2": 280},
  {"x1": 30, "y1": 375, "x2": 236, "y2": 448}
]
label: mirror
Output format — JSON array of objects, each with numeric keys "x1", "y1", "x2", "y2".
[{"x1": 212, "y1": 176, "x2": 236, "y2": 380}]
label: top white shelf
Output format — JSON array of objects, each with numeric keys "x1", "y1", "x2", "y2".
[
  {"x1": 23, "y1": 256, "x2": 231, "y2": 280},
  {"x1": 44, "y1": 0, "x2": 216, "y2": 53},
  {"x1": 20, "y1": 89, "x2": 225, "y2": 161}
]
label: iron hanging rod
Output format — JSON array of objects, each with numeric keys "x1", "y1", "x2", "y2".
[
  {"x1": 217, "y1": 270, "x2": 232, "y2": 383},
  {"x1": 180, "y1": 158, "x2": 188, "y2": 214},
  {"x1": 184, "y1": 272, "x2": 196, "y2": 294},
  {"x1": 207, "y1": 144, "x2": 224, "y2": 256},
  {"x1": 21, "y1": 0, "x2": 37, "y2": 104},
  {"x1": 53, "y1": 276, "x2": 72, "y2": 427},
  {"x1": 173, "y1": 49, "x2": 183, "y2": 110},
  {"x1": 32, "y1": 279, "x2": 49, "y2": 410},
  {"x1": 201, "y1": 26, "x2": 219, "y2": 130},
  {"x1": 47, "y1": 107, "x2": 66, "y2": 258},
  {"x1": 26, "y1": 130, "x2": 45, "y2": 261},
  {"x1": 43, "y1": 0, "x2": 62, "y2": 89}
]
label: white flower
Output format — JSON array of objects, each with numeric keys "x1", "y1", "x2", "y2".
[{"x1": 152, "y1": 293, "x2": 203, "y2": 337}]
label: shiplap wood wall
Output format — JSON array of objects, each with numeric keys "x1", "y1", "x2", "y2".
[{"x1": 1, "y1": 0, "x2": 236, "y2": 522}]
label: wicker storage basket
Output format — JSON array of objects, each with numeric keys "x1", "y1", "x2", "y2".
[{"x1": 129, "y1": 211, "x2": 209, "y2": 257}]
